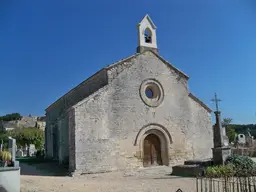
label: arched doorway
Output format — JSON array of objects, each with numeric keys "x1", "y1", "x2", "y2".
[{"x1": 143, "y1": 134, "x2": 163, "y2": 167}]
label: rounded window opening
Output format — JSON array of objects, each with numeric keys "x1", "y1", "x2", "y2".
[
  {"x1": 144, "y1": 84, "x2": 160, "y2": 100},
  {"x1": 140, "y1": 79, "x2": 164, "y2": 107},
  {"x1": 144, "y1": 28, "x2": 152, "y2": 44}
]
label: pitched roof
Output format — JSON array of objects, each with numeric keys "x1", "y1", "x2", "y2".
[
  {"x1": 188, "y1": 93, "x2": 212, "y2": 113},
  {"x1": 137, "y1": 14, "x2": 157, "y2": 29},
  {"x1": 106, "y1": 50, "x2": 189, "y2": 79},
  {"x1": 45, "y1": 69, "x2": 106, "y2": 111},
  {"x1": 45, "y1": 50, "x2": 212, "y2": 113}
]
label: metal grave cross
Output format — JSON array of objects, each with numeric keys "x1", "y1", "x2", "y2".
[{"x1": 211, "y1": 93, "x2": 221, "y2": 112}]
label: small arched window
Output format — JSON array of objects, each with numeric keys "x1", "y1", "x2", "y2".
[{"x1": 144, "y1": 28, "x2": 152, "y2": 43}]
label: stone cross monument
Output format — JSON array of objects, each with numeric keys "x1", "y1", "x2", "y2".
[{"x1": 211, "y1": 93, "x2": 232, "y2": 165}]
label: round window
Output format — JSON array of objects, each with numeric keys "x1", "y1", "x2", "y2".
[{"x1": 140, "y1": 79, "x2": 164, "y2": 107}]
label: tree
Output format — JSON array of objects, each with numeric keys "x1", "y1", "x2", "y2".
[
  {"x1": 0, "y1": 128, "x2": 44, "y2": 150},
  {"x1": 0, "y1": 113, "x2": 22, "y2": 121},
  {"x1": 21, "y1": 128, "x2": 44, "y2": 149},
  {"x1": 222, "y1": 118, "x2": 232, "y2": 126},
  {"x1": 222, "y1": 118, "x2": 236, "y2": 142}
]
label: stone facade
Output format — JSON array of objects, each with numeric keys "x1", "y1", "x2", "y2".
[
  {"x1": 45, "y1": 69, "x2": 108, "y2": 164},
  {"x1": 45, "y1": 15, "x2": 213, "y2": 175},
  {"x1": 45, "y1": 50, "x2": 213, "y2": 174}
]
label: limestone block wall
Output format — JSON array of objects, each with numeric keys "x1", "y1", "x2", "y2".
[
  {"x1": 45, "y1": 69, "x2": 108, "y2": 161},
  {"x1": 68, "y1": 108, "x2": 76, "y2": 172},
  {"x1": 70, "y1": 51, "x2": 213, "y2": 174},
  {"x1": 44, "y1": 115, "x2": 52, "y2": 158},
  {"x1": 57, "y1": 115, "x2": 69, "y2": 164},
  {"x1": 65, "y1": 69, "x2": 108, "y2": 108},
  {"x1": 187, "y1": 96, "x2": 213, "y2": 160},
  {"x1": 71, "y1": 86, "x2": 119, "y2": 173},
  {"x1": 46, "y1": 69, "x2": 108, "y2": 123},
  {"x1": 45, "y1": 113, "x2": 70, "y2": 161}
]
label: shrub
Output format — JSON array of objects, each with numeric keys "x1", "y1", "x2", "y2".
[
  {"x1": 205, "y1": 164, "x2": 235, "y2": 178},
  {"x1": 35, "y1": 149, "x2": 45, "y2": 158},
  {"x1": 0, "y1": 151, "x2": 12, "y2": 162},
  {"x1": 0, "y1": 151, "x2": 12, "y2": 167},
  {"x1": 226, "y1": 155, "x2": 256, "y2": 176},
  {"x1": 0, "y1": 127, "x2": 44, "y2": 150}
]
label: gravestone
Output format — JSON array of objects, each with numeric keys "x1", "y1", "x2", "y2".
[
  {"x1": 16, "y1": 149, "x2": 23, "y2": 158},
  {"x1": 23, "y1": 144, "x2": 28, "y2": 156},
  {"x1": 7, "y1": 137, "x2": 19, "y2": 167},
  {"x1": 212, "y1": 111, "x2": 232, "y2": 165},
  {"x1": 237, "y1": 134, "x2": 246, "y2": 145},
  {"x1": 28, "y1": 144, "x2": 36, "y2": 156},
  {"x1": 8, "y1": 137, "x2": 16, "y2": 161}
]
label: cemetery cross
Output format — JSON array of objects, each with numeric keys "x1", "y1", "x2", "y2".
[{"x1": 211, "y1": 93, "x2": 221, "y2": 112}]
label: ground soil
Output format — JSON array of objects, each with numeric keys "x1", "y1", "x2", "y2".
[{"x1": 20, "y1": 163, "x2": 197, "y2": 192}]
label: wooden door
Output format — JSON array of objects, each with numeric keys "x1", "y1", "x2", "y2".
[{"x1": 143, "y1": 134, "x2": 163, "y2": 167}]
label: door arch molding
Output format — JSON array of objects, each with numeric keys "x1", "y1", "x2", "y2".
[
  {"x1": 134, "y1": 123, "x2": 172, "y2": 166},
  {"x1": 134, "y1": 123, "x2": 172, "y2": 146}
]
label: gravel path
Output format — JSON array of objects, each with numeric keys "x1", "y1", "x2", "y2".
[
  {"x1": 21, "y1": 173, "x2": 196, "y2": 192},
  {"x1": 20, "y1": 158, "x2": 256, "y2": 191},
  {"x1": 20, "y1": 165, "x2": 197, "y2": 192}
]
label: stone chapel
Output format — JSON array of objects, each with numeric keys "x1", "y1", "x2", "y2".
[{"x1": 45, "y1": 14, "x2": 213, "y2": 175}]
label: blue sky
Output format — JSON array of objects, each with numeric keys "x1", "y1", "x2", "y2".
[{"x1": 0, "y1": 0, "x2": 255, "y2": 124}]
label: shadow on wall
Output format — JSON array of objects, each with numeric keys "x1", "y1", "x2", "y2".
[{"x1": 0, "y1": 185, "x2": 8, "y2": 192}]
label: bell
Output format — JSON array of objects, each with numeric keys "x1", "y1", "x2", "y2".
[{"x1": 145, "y1": 36, "x2": 152, "y2": 43}]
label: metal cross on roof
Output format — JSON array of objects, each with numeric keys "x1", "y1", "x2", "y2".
[{"x1": 211, "y1": 93, "x2": 221, "y2": 112}]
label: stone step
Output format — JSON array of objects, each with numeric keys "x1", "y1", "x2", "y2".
[
  {"x1": 171, "y1": 164, "x2": 204, "y2": 177},
  {"x1": 184, "y1": 158, "x2": 213, "y2": 167}
]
